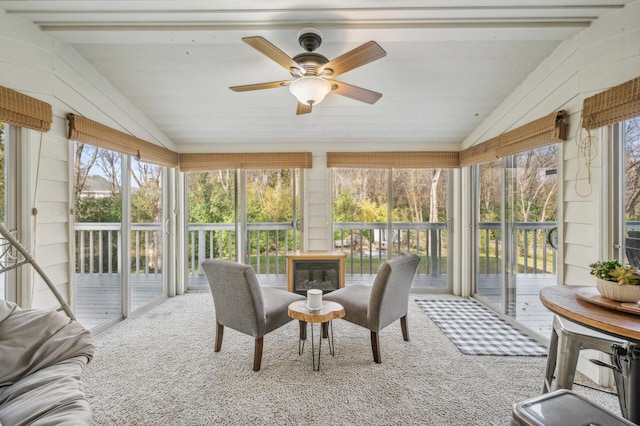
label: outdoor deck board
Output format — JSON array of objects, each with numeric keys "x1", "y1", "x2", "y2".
[
  {"x1": 75, "y1": 274, "x2": 164, "y2": 329},
  {"x1": 76, "y1": 272, "x2": 556, "y2": 340}
]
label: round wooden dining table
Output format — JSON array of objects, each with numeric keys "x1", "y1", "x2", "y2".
[{"x1": 539, "y1": 285, "x2": 640, "y2": 423}]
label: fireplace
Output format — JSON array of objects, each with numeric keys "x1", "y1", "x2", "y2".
[{"x1": 286, "y1": 253, "x2": 346, "y2": 295}]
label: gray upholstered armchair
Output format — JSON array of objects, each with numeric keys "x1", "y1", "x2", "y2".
[
  {"x1": 201, "y1": 259, "x2": 305, "y2": 371},
  {"x1": 324, "y1": 254, "x2": 420, "y2": 363}
]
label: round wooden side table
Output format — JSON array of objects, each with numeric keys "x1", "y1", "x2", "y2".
[{"x1": 287, "y1": 300, "x2": 345, "y2": 371}]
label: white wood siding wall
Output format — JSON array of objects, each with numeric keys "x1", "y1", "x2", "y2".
[
  {"x1": 28, "y1": 116, "x2": 72, "y2": 310},
  {"x1": 305, "y1": 153, "x2": 331, "y2": 251},
  {"x1": 461, "y1": 0, "x2": 640, "y2": 290},
  {"x1": 0, "y1": 11, "x2": 176, "y2": 309}
]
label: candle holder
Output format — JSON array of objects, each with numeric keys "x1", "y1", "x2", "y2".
[{"x1": 307, "y1": 289, "x2": 322, "y2": 311}]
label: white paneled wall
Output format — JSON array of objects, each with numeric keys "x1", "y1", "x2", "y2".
[
  {"x1": 305, "y1": 153, "x2": 331, "y2": 252},
  {"x1": 462, "y1": 0, "x2": 640, "y2": 289},
  {"x1": 30, "y1": 116, "x2": 73, "y2": 309}
]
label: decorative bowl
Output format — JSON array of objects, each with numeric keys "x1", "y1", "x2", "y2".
[{"x1": 596, "y1": 278, "x2": 640, "y2": 303}]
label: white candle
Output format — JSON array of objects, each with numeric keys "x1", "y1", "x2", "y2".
[{"x1": 307, "y1": 289, "x2": 322, "y2": 310}]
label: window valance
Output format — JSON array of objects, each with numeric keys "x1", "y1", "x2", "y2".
[
  {"x1": 67, "y1": 113, "x2": 179, "y2": 167},
  {"x1": 326, "y1": 151, "x2": 460, "y2": 169},
  {"x1": 0, "y1": 86, "x2": 52, "y2": 132},
  {"x1": 179, "y1": 152, "x2": 312, "y2": 171},
  {"x1": 459, "y1": 111, "x2": 566, "y2": 167},
  {"x1": 582, "y1": 76, "x2": 640, "y2": 130}
]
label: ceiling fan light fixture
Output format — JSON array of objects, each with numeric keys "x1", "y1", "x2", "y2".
[{"x1": 289, "y1": 76, "x2": 332, "y2": 106}]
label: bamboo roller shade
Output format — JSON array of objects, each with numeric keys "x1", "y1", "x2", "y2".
[
  {"x1": 582, "y1": 76, "x2": 640, "y2": 130},
  {"x1": 179, "y1": 152, "x2": 313, "y2": 171},
  {"x1": 459, "y1": 111, "x2": 566, "y2": 167},
  {"x1": 67, "y1": 114, "x2": 179, "y2": 167},
  {"x1": 326, "y1": 151, "x2": 460, "y2": 169},
  {"x1": 0, "y1": 86, "x2": 53, "y2": 132}
]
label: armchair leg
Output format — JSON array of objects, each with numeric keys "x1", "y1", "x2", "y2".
[
  {"x1": 253, "y1": 336, "x2": 264, "y2": 371},
  {"x1": 400, "y1": 315, "x2": 410, "y2": 341},
  {"x1": 371, "y1": 331, "x2": 381, "y2": 363},
  {"x1": 215, "y1": 322, "x2": 224, "y2": 352}
]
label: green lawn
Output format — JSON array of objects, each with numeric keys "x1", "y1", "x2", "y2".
[{"x1": 213, "y1": 252, "x2": 447, "y2": 275}]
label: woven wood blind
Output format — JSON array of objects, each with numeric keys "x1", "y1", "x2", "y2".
[
  {"x1": 179, "y1": 152, "x2": 312, "y2": 171},
  {"x1": 582, "y1": 76, "x2": 640, "y2": 130},
  {"x1": 67, "y1": 114, "x2": 179, "y2": 167},
  {"x1": 326, "y1": 151, "x2": 460, "y2": 169},
  {"x1": 459, "y1": 111, "x2": 566, "y2": 167},
  {"x1": 0, "y1": 86, "x2": 52, "y2": 132}
]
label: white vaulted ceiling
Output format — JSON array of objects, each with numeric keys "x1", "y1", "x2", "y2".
[{"x1": 0, "y1": 1, "x2": 633, "y2": 151}]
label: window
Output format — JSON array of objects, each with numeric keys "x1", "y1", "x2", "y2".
[
  {"x1": 0, "y1": 123, "x2": 18, "y2": 301},
  {"x1": 186, "y1": 168, "x2": 300, "y2": 289},
  {"x1": 332, "y1": 167, "x2": 449, "y2": 289},
  {"x1": 0, "y1": 123, "x2": 6, "y2": 300},
  {"x1": 613, "y1": 118, "x2": 640, "y2": 265}
]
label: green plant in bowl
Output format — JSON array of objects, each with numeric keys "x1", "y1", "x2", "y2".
[
  {"x1": 609, "y1": 265, "x2": 640, "y2": 285},
  {"x1": 588, "y1": 260, "x2": 623, "y2": 281},
  {"x1": 589, "y1": 260, "x2": 640, "y2": 302}
]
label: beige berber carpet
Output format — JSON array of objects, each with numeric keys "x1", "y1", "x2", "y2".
[{"x1": 83, "y1": 293, "x2": 619, "y2": 425}]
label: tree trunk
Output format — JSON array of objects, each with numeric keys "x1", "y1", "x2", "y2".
[{"x1": 429, "y1": 169, "x2": 441, "y2": 223}]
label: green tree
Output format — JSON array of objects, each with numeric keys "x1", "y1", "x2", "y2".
[
  {"x1": 188, "y1": 171, "x2": 235, "y2": 223},
  {"x1": 75, "y1": 194, "x2": 122, "y2": 222}
]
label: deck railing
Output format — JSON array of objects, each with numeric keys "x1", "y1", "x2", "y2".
[
  {"x1": 186, "y1": 222, "x2": 297, "y2": 276},
  {"x1": 75, "y1": 222, "x2": 162, "y2": 275},
  {"x1": 332, "y1": 222, "x2": 446, "y2": 276},
  {"x1": 478, "y1": 222, "x2": 557, "y2": 274},
  {"x1": 74, "y1": 221, "x2": 568, "y2": 280}
]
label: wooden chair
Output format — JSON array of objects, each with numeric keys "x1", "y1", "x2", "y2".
[
  {"x1": 324, "y1": 254, "x2": 420, "y2": 363},
  {"x1": 201, "y1": 259, "x2": 305, "y2": 371}
]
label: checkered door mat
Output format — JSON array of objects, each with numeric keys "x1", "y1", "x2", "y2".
[{"x1": 415, "y1": 299, "x2": 548, "y2": 356}]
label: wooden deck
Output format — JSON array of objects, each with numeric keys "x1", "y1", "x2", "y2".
[
  {"x1": 75, "y1": 274, "x2": 164, "y2": 330},
  {"x1": 476, "y1": 274, "x2": 556, "y2": 341},
  {"x1": 76, "y1": 271, "x2": 555, "y2": 342}
]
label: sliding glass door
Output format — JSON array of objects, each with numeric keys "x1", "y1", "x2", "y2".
[
  {"x1": 474, "y1": 146, "x2": 558, "y2": 337},
  {"x1": 130, "y1": 157, "x2": 166, "y2": 310},
  {"x1": 74, "y1": 144, "x2": 168, "y2": 330},
  {"x1": 73, "y1": 143, "x2": 124, "y2": 329},
  {"x1": 475, "y1": 159, "x2": 504, "y2": 307}
]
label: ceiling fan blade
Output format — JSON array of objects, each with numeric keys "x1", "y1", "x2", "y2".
[
  {"x1": 319, "y1": 41, "x2": 386, "y2": 78},
  {"x1": 331, "y1": 81, "x2": 383, "y2": 104},
  {"x1": 296, "y1": 102, "x2": 312, "y2": 115},
  {"x1": 229, "y1": 80, "x2": 292, "y2": 92},
  {"x1": 242, "y1": 36, "x2": 303, "y2": 74}
]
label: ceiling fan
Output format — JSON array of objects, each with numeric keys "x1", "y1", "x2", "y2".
[{"x1": 229, "y1": 29, "x2": 386, "y2": 115}]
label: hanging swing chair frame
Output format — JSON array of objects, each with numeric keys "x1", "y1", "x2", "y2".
[{"x1": 0, "y1": 224, "x2": 75, "y2": 320}]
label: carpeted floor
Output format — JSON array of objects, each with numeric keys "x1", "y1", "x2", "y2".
[
  {"x1": 415, "y1": 299, "x2": 548, "y2": 356},
  {"x1": 83, "y1": 293, "x2": 620, "y2": 425}
]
